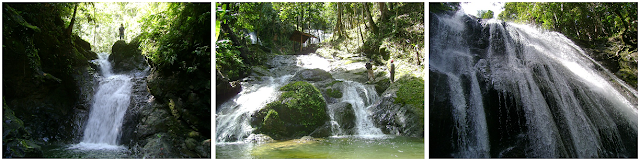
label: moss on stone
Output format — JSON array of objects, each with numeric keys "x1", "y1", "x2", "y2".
[
  {"x1": 327, "y1": 80, "x2": 343, "y2": 87},
  {"x1": 326, "y1": 88, "x2": 343, "y2": 98},
  {"x1": 253, "y1": 81, "x2": 329, "y2": 140},
  {"x1": 393, "y1": 76, "x2": 425, "y2": 123}
]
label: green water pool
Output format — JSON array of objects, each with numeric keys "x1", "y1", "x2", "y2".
[{"x1": 216, "y1": 135, "x2": 424, "y2": 159}]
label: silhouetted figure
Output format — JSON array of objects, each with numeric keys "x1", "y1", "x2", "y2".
[
  {"x1": 119, "y1": 23, "x2": 125, "y2": 40},
  {"x1": 390, "y1": 59, "x2": 395, "y2": 83}
]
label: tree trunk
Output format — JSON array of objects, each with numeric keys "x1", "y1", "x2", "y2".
[
  {"x1": 66, "y1": 3, "x2": 79, "y2": 37},
  {"x1": 335, "y1": 2, "x2": 344, "y2": 38},
  {"x1": 378, "y1": 2, "x2": 387, "y2": 21},
  {"x1": 364, "y1": 3, "x2": 378, "y2": 35}
]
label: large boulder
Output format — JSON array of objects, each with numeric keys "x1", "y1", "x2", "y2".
[
  {"x1": 3, "y1": 100, "x2": 43, "y2": 158},
  {"x1": 370, "y1": 75, "x2": 424, "y2": 138},
  {"x1": 327, "y1": 102, "x2": 356, "y2": 135},
  {"x1": 109, "y1": 40, "x2": 148, "y2": 73},
  {"x1": 73, "y1": 35, "x2": 97, "y2": 61},
  {"x1": 251, "y1": 81, "x2": 329, "y2": 140}
]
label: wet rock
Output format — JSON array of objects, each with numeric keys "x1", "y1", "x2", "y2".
[
  {"x1": 267, "y1": 55, "x2": 298, "y2": 68},
  {"x1": 328, "y1": 102, "x2": 356, "y2": 131},
  {"x1": 370, "y1": 75, "x2": 424, "y2": 138},
  {"x1": 244, "y1": 134, "x2": 274, "y2": 143},
  {"x1": 216, "y1": 80, "x2": 241, "y2": 105},
  {"x1": 73, "y1": 35, "x2": 97, "y2": 60},
  {"x1": 141, "y1": 133, "x2": 177, "y2": 158},
  {"x1": 109, "y1": 40, "x2": 148, "y2": 73},
  {"x1": 251, "y1": 66, "x2": 274, "y2": 77},
  {"x1": 292, "y1": 68, "x2": 333, "y2": 82},
  {"x1": 185, "y1": 138, "x2": 197, "y2": 150},
  {"x1": 308, "y1": 122, "x2": 332, "y2": 138},
  {"x1": 2, "y1": 102, "x2": 43, "y2": 158},
  {"x1": 195, "y1": 139, "x2": 211, "y2": 158},
  {"x1": 270, "y1": 66, "x2": 301, "y2": 78}
]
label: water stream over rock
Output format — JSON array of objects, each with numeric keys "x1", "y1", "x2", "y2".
[
  {"x1": 216, "y1": 54, "x2": 386, "y2": 143},
  {"x1": 216, "y1": 53, "x2": 424, "y2": 158},
  {"x1": 69, "y1": 52, "x2": 130, "y2": 150},
  {"x1": 430, "y1": 11, "x2": 637, "y2": 158}
]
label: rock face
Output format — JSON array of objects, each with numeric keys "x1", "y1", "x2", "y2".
[
  {"x1": 292, "y1": 68, "x2": 333, "y2": 81},
  {"x1": 109, "y1": 40, "x2": 147, "y2": 73},
  {"x1": 370, "y1": 75, "x2": 424, "y2": 138},
  {"x1": 251, "y1": 81, "x2": 329, "y2": 140},
  {"x1": 2, "y1": 4, "x2": 101, "y2": 156},
  {"x1": 136, "y1": 70, "x2": 211, "y2": 158},
  {"x1": 328, "y1": 102, "x2": 356, "y2": 133},
  {"x1": 215, "y1": 70, "x2": 241, "y2": 106},
  {"x1": 3, "y1": 101, "x2": 43, "y2": 158}
]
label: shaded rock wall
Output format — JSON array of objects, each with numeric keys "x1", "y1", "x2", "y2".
[{"x1": 2, "y1": 4, "x2": 99, "y2": 156}]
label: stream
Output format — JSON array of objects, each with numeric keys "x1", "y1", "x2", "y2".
[{"x1": 215, "y1": 54, "x2": 424, "y2": 158}]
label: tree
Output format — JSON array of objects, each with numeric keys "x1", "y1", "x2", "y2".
[
  {"x1": 364, "y1": 2, "x2": 378, "y2": 35},
  {"x1": 477, "y1": 10, "x2": 494, "y2": 19},
  {"x1": 335, "y1": 2, "x2": 345, "y2": 38},
  {"x1": 378, "y1": 2, "x2": 387, "y2": 21},
  {"x1": 65, "y1": 3, "x2": 79, "y2": 37}
]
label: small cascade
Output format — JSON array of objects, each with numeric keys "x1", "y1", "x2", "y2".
[
  {"x1": 216, "y1": 54, "x2": 388, "y2": 143},
  {"x1": 216, "y1": 75, "x2": 293, "y2": 143},
  {"x1": 71, "y1": 52, "x2": 132, "y2": 150},
  {"x1": 330, "y1": 80, "x2": 384, "y2": 137}
]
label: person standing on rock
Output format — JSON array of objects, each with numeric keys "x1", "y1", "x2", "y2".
[
  {"x1": 119, "y1": 23, "x2": 125, "y2": 40},
  {"x1": 366, "y1": 59, "x2": 374, "y2": 83},
  {"x1": 390, "y1": 59, "x2": 395, "y2": 83}
]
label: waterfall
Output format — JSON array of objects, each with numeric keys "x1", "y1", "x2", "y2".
[
  {"x1": 430, "y1": 11, "x2": 637, "y2": 158},
  {"x1": 330, "y1": 80, "x2": 384, "y2": 137},
  {"x1": 216, "y1": 54, "x2": 386, "y2": 143},
  {"x1": 216, "y1": 75, "x2": 293, "y2": 143},
  {"x1": 72, "y1": 52, "x2": 132, "y2": 150}
]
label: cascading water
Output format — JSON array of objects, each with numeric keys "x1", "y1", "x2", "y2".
[
  {"x1": 216, "y1": 54, "x2": 386, "y2": 143},
  {"x1": 329, "y1": 80, "x2": 384, "y2": 137},
  {"x1": 216, "y1": 74, "x2": 293, "y2": 143},
  {"x1": 430, "y1": 11, "x2": 637, "y2": 158},
  {"x1": 72, "y1": 52, "x2": 132, "y2": 150}
]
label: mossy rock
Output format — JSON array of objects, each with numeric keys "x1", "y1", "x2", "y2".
[
  {"x1": 252, "y1": 81, "x2": 329, "y2": 140},
  {"x1": 109, "y1": 40, "x2": 147, "y2": 73},
  {"x1": 325, "y1": 88, "x2": 343, "y2": 98},
  {"x1": 393, "y1": 75, "x2": 425, "y2": 122}
]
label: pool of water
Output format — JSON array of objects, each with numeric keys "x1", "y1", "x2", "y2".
[
  {"x1": 42, "y1": 143, "x2": 134, "y2": 158},
  {"x1": 216, "y1": 135, "x2": 424, "y2": 159}
]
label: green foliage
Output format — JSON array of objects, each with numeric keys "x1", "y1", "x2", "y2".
[
  {"x1": 429, "y1": 2, "x2": 460, "y2": 13},
  {"x1": 477, "y1": 10, "x2": 494, "y2": 19},
  {"x1": 499, "y1": 2, "x2": 637, "y2": 43},
  {"x1": 215, "y1": 3, "x2": 226, "y2": 41},
  {"x1": 216, "y1": 40, "x2": 248, "y2": 80},
  {"x1": 393, "y1": 76, "x2": 424, "y2": 120},
  {"x1": 499, "y1": 2, "x2": 638, "y2": 87},
  {"x1": 139, "y1": 3, "x2": 211, "y2": 75}
]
